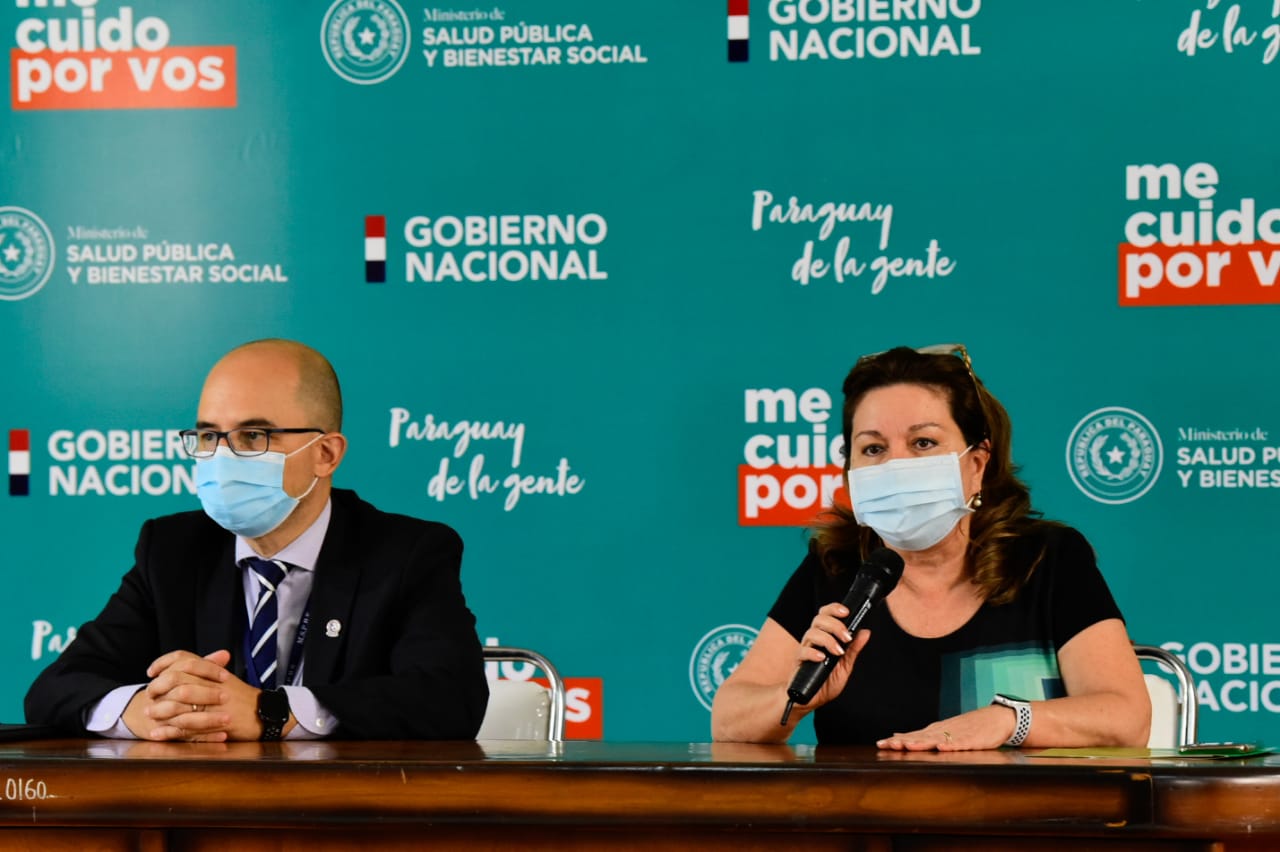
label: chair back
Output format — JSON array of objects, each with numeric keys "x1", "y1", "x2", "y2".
[
  {"x1": 478, "y1": 646, "x2": 566, "y2": 742},
  {"x1": 1133, "y1": 644, "x2": 1198, "y2": 748}
]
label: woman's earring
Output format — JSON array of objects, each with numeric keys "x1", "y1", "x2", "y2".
[{"x1": 968, "y1": 492, "x2": 983, "y2": 508}]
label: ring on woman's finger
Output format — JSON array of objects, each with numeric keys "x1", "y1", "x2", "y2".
[
  {"x1": 191, "y1": 704, "x2": 199, "y2": 713},
  {"x1": 943, "y1": 730, "x2": 953, "y2": 742}
]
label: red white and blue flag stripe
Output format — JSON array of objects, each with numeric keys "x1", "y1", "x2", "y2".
[
  {"x1": 365, "y1": 215, "x2": 386, "y2": 283},
  {"x1": 9, "y1": 429, "x2": 30, "y2": 496},
  {"x1": 729, "y1": 0, "x2": 749, "y2": 62}
]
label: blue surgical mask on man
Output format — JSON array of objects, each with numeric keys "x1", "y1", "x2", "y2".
[
  {"x1": 847, "y1": 447, "x2": 975, "y2": 551},
  {"x1": 195, "y1": 436, "x2": 322, "y2": 538}
]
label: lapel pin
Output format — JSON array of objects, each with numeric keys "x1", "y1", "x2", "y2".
[{"x1": 325, "y1": 619, "x2": 342, "y2": 638}]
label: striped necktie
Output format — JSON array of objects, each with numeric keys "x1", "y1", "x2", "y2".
[{"x1": 243, "y1": 557, "x2": 289, "y2": 689}]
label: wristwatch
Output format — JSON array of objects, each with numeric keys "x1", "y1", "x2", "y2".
[
  {"x1": 991, "y1": 693, "x2": 1032, "y2": 747},
  {"x1": 257, "y1": 688, "x2": 290, "y2": 741}
]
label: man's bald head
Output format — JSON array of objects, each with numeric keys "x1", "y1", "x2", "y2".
[{"x1": 216, "y1": 339, "x2": 343, "y2": 432}]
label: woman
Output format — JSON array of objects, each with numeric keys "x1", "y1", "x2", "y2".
[{"x1": 712, "y1": 345, "x2": 1150, "y2": 749}]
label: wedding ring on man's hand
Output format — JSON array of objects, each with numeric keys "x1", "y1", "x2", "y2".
[{"x1": 943, "y1": 730, "x2": 953, "y2": 742}]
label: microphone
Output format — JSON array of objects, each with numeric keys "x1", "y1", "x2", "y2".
[{"x1": 780, "y1": 547, "x2": 905, "y2": 725}]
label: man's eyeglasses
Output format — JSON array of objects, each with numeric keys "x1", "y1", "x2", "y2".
[{"x1": 179, "y1": 428, "x2": 325, "y2": 459}]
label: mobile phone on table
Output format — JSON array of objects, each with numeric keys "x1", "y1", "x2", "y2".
[{"x1": 1177, "y1": 742, "x2": 1259, "y2": 754}]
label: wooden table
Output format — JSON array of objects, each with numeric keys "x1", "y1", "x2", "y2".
[{"x1": 0, "y1": 739, "x2": 1276, "y2": 850}]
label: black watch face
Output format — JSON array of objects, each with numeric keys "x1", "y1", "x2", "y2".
[
  {"x1": 258, "y1": 689, "x2": 288, "y2": 741},
  {"x1": 259, "y1": 689, "x2": 289, "y2": 724}
]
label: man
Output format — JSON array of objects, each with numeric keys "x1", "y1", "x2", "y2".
[{"x1": 25, "y1": 339, "x2": 488, "y2": 741}]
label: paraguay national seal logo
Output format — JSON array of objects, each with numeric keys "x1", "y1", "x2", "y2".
[
  {"x1": 1066, "y1": 407, "x2": 1163, "y2": 504},
  {"x1": 320, "y1": 0, "x2": 410, "y2": 85},
  {"x1": 0, "y1": 207, "x2": 54, "y2": 302},
  {"x1": 690, "y1": 623, "x2": 757, "y2": 710}
]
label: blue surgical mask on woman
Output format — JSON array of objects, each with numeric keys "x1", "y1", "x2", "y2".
[
  {"x1": 195, "y1": 436, "x2": 322, "y2": 538},
  {"x1": 847, "y1": 447, "x2": 975, "y2": 551}
]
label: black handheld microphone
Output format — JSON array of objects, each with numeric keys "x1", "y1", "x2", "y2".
[{"x1": 780, "y1": 547, "x2": 905, "y2": 725}]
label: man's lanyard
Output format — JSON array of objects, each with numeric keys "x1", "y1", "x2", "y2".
[{"x1": 281, "y1": 603, "x2": 310, "y2": 687}]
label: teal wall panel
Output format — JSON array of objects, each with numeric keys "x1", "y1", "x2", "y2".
[{"x1": 3, "y1": 0, "x2": 1278, "y2": 744}]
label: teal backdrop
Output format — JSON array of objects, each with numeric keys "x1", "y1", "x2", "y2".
[{"x1": 4, "y1": 0, "x2": 1279, "y2": 744}]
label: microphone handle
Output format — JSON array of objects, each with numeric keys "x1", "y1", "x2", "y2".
[{"x1": 785, "y1": 575, "x2": 887, "y2": 706}]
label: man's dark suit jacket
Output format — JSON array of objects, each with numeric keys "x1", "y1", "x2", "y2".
[{"x1": 24, "y1": 488, "x2": 489, "y2": 739}]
